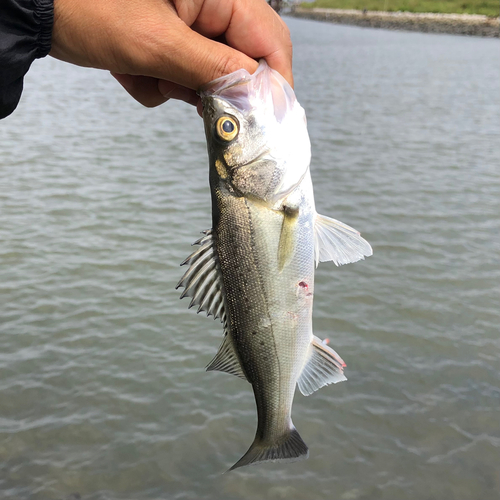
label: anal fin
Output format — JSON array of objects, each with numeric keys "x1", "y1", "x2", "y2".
[{"x1": 297, "y1": 335, "x2": 347, "y2": 396}]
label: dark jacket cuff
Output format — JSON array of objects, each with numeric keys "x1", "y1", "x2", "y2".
[
  {"x1": 35, "y1": 0, "x2": 54, "y2": 59},
  {"x1": 0, "y1": 0, "x2": 55, "y2": 119}
]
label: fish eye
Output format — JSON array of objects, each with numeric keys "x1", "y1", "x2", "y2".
[{"x1": 216, "y1": 116, "x2": 239, "y2": 142}]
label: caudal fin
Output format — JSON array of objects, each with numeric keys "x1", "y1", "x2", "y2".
[{"x1": 229, "y1": 426, "x2": 309, "y2": 471}]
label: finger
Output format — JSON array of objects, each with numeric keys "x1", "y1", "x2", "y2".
[
  {"x1": 189, "y1": 0, "x2": 293, "y2": 87},
  {"x1": 226, "y1": 1, "x2": 293, "y2": 87},
  {"x1": 111, "y1": 73, "x2": 168, "y2": 108},
  {"x1": 157, "y1": 80, "x2": 200, "y2": 107},
  {"x1": 139, "y1": 21, "x2": 260, "y2": 92}
]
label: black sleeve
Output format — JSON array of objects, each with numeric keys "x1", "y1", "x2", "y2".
[{"x1": 0, "y1": 0, "x2": 54, "y2": 119}]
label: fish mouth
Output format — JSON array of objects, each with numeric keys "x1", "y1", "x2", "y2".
[{"x1": 230, "y1": 150, "x2": 272, "y2": 172}]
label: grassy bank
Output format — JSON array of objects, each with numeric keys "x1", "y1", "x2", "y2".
[{"x1": 300, "y1": 0, "x2": 499, "y2": 17}]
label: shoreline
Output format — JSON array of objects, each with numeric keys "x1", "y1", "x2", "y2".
[{"x1": 286, "y1": 7, "x2": 499, "y2": 37}]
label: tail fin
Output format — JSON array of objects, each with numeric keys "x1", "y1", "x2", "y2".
[{"x1": 229, "y1": 426, "x2": 309, "y2": 471}]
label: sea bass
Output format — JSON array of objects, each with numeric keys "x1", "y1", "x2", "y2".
[{"x1": 177, "y1": 61, "x2": 372, "y2": 470}]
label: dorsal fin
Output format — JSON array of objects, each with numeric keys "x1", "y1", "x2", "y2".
[
  {"x1": 206, "y1": 333, "x2": 248, "y2": 381},
  {"x1": 177, "y1": 230, "x2": 247, "y2": 382},
  {"x1": 314, "y1": 213, "x2": 373, "y2": 267},
  {"x1": 176, "y1": 230, "x2": 225, "y2": 320}
]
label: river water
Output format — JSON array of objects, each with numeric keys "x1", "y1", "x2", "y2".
[{"x1": 1, "y1": 17, "x2": 499, "y2": 500}]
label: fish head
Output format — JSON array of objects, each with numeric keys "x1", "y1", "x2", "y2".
[{"x1": 200, "y1": 61, "x2": 311, "y2": 206}]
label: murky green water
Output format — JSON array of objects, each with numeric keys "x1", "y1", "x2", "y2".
[{"x1": 1, "y1": 18, "x2": 499, "y2": 500}]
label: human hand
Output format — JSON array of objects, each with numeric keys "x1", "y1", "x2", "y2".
[{"x1": 50, "y1": 0, "x2": 293, "y2": 110}]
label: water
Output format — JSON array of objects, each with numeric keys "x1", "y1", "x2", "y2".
[{"x1": 1, "y1": 18, "x2": 499, "y2": 500}]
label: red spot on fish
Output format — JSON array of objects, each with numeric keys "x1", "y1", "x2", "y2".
[{"x1": 298, "y1": 281, "x2": 308, "y2": 289}]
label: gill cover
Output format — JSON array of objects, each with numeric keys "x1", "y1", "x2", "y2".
[{"x1": 200, "y1": 60, "x2": 311, "y2": 203}]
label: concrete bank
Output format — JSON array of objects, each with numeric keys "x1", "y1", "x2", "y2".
[{"x1": 287, "y1": 7, "x2": 499, "y2": 37}]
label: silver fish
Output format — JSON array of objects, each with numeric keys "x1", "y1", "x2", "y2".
[{"x1": 177, "y1": 61, "x2": 372, "y2": 470}]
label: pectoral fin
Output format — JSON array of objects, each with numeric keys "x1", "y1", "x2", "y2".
[
  {"x1": 297, "y1": 336, "x2": 347, "y2": 396},
  {"x1": 278, "y1": 205, "x2": 300, "y2": 272},
  {"x1": 314, "y1": 213, "x2": 373, "y2": 267}
]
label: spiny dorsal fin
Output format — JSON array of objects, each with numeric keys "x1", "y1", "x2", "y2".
[
  {"x1": 314, "y1": 213, "x2": 373, "y2": 267},
  {"x1": 206, "y1": 333, "x2": 248, "y2": 381},
  {"x1": 176, "y1": 229, "x2": 225, "y2": 321},
  {"x1": 178, "y1": 230, "x2": 246, "y2": 381},
  {"x1": 297, "y1": 335, "x2": 347, "y2": 396}
]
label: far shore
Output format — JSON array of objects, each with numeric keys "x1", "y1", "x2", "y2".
[{"x1": 286, "y1": 7, "x2": 499, "y2": 37}]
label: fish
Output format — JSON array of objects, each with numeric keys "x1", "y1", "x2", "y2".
[{"x1": 177, "y1": 60, "x2": 372, "y2": 471}]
